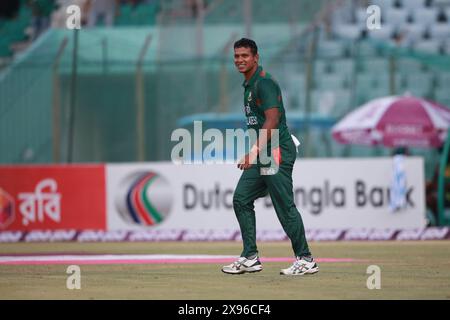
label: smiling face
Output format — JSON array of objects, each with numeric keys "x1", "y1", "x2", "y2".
[{"x1": 234, "y1": 46, "x2": 259, "y2": 79}]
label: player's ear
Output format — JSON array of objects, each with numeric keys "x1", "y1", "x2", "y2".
[{"x1": 255, "y1": 53, "x2": 259, "y2": 63}]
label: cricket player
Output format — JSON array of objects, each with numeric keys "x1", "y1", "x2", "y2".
[{"x1": 222, "y1": 38, "x2": 318, "y2": 276}]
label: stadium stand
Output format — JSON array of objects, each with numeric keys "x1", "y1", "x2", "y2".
[
  {"x1": 0, "y1": 2, "x2": 31, "y2": 62},
  {"x1": 0, "y1": 1, "x2": 161, "y2": 61},
  {"x1": 115, "y1": 1, "x2": 160, "y2": 26},
  {"x1": 0, "y1": 0, "x2": 449, "y2": 178}
]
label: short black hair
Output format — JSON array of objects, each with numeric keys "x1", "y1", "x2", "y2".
[{"x1": 234, "y1": 38, "x2": 258, "y2": 56}]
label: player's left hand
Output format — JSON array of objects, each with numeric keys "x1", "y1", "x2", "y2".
[{"x1": 237, "y1": 151, "x2": 257, "y2": 170}]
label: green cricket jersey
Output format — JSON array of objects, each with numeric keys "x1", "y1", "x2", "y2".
[{"x1": 242, "y1": 65, "x2": 294, "y2": 165}]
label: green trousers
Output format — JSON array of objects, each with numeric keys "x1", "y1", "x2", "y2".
[{"x1": 233, "y1": 143, "x2": 311, "y2": 258}]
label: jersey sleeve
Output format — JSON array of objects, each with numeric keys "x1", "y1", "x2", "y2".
[{"x1": 256, "y1": 79, "x2": 281, "y2": 111}]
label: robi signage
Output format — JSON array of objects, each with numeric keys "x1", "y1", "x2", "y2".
[
  {"x1": 0, "y1": 165, "x2": 106, "y2": 231},
  {"x1": 0, "y1": 188, "x2": 15, "y2": 229}
]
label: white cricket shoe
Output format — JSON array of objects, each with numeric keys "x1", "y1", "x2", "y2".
[
  {"x1": 221, "y1": 256, "x2": 263, "y2": 274},
  {"x1": 280, "y1": 256, "x2": 319, "y2": 275}
]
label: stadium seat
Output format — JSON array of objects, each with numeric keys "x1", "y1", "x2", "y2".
[
  {"x1": 205, "y1": 0, "x2": 240, "y2": 23},
  {"x1": 444, "y1": 41, "x2": 450, "y2": 55},
  {"x1": 354, "y1": 72, "x2": 376, "y2": 103},
  {"x1": 367, "y1": 86, "x2": 391, "y2": 100},
  {"x1": 429, "y1": 23, "x2": 450, "y2": 40},
  {"x1": 0, "y1": 38, "x2": 12, "y2": 57},
  {"x1": 371, "y1": 0, "x2": 395, "y2": 12},
  {"x1": 361, "y1": 57, "x2": 390, "y2": 73},
  {"x1": 330, "y1": 4, "x2": 352, "y2": 26},
  {"x1": 311, "y1": 90, "x2": 330, "y2": 115},
  {"x1": 414, "y1": 39, "x2": 443, "y2": 54},
  {"x1": 332, "y1": 59, "x2": 355, "y2": 77},
  {"x1": 446, "y1": 8, "x2": 450, "y2": 22},
  {"x1": 374, "y1": 73, "x2": 405, "y2": 91},
  {"x1": 316, "y1": 26, "x2": 334, "y2": 43},
  {"x1": 286, "y1": 73, "x2": 306, "y2": 96},
  {"x1": 282, "y1": 90, "x2": 293, "y2": 110},
  {"x1": 295, "y1": 92, "x2": 306, "y2": 111},
  {"x1": 435, "y1": 87, "x2": 450, "y2": 107},
  {"x1": 396, "y1": 58, "x2": 426, "y2": 74},
  {"x1": 367, "y1": 24, "x2": 395, "y2": 40},
  {"x1": 436, "y1": 7, "x2": 448, "y2": 23},
  {"x1": 412, "y1": 8, "x2": 439, "y2": 26},
  {"x1": 404, "y1": 72, "x2": 435, "y2": 95},
  {"x1": 314, "y1": 60, "x2": 332, "y2": 76},
  {"x1": 384, "y1": 8, "x2": 410, "y2": 27},
  {"x1": 437, "y1": 72, "x2": 450, "y2": 87},
  {"x1": 282, "y1": 60, "x2": 304, "y2": 75},
  {"x1": 404, "y1": 84, "x2": 431, "y2": 97},
  {"x1": 356, "y1": 85, "x2": 390, "y2": 104},
  {"x1": 356, "y1": 72, "x2": 376, "y2": 89},
  {"x1": 315, "y1": 74, "x2": 349, "y2": 90},
  {"x1": 399, "y1": 0, "x2": 426, "y2": 11},
  {"x1": 333, "y1": 23, "x2": 362, "y2": 40},
  {"x1": 0, "y1": 11, "x2": 29, "y2": 58},
  {"x1": 355, "y1": 40, "x2": 378, "y2": 57},
  {"x1": 116, "y1": 3, "x2": 158, "y2": 26},
  {"x1": 332, "y1": 89, "x2": 353, "y2": 115},
  {"x1": 317, "y1": 40, "x2": 348, "y2": 58},
  {"x1": 311, "y1": 89, "x2": 351, "y2": 116},
  {"x1": 355, "y1": 8, "x2": 369, "y2": 27},
  {"x1": 116, "y1": 4, "x2": 133, "y2": 25},
  {"x1": 398, "y1": 23, "x2": 426, "y2": 44}
]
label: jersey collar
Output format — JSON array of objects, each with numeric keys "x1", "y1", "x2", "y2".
[{"x1": 242, "y1": 65, "x2": 262, "y2": 88}]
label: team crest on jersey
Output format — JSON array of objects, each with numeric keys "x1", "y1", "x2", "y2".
[{"x1": 244, "y1": 104, "x2": 251, "y2": 115}]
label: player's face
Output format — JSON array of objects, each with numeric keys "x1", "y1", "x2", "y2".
[{"x1": 234, "y1": 47, "x2": 259, "y2": 75}]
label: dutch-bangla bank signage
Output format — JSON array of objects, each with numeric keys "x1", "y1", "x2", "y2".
[{"x1": 106, "y1": 157, "x2": 426, "y2": 231}]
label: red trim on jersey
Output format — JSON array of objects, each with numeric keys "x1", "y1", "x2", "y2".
[{"x1": 273, "y1": 147, "x2": 281, "y2": 165}]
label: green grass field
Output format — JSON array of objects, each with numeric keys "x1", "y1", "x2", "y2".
[{"x1": 0, "y1": 241, "x2": 449, "y2": 300}]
